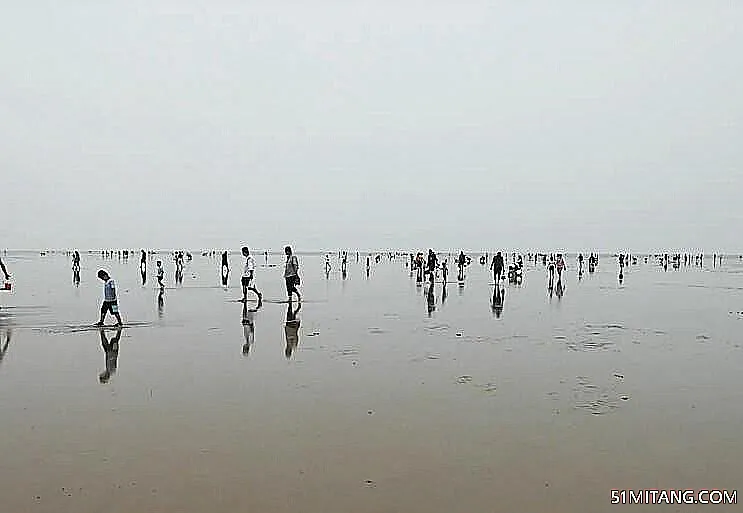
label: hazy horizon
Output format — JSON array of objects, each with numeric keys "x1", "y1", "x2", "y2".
[{"x1": 3, "y1": 2, "x2": 741, "y2": 251}]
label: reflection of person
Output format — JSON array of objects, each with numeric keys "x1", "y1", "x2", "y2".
[
  {"x1": 242, "y1": 299, "x2": 261, "y2": 356},
  {"x1": 555, "y1": 279, "x2": 564, "y2": 298},
  {"x1": 98, "y1": 327, "x2": 122, "y2": 384},
  {"x1": 284, "y1": 302, "x2": 301, "y2": 358},
  {"x1": 427, "y1": 284, "x2": 436, "y2": 316},
  {"x1": 157, "y1": 288, "x2": 164, "y2": 319},
  {"x1": 492, "y1": 286, "x2": 505, "y2": 318},
  {"x1": 0, "y1": 323, "x2": 12, "y2": 368}
]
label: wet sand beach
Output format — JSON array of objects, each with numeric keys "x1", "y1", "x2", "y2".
[{"x1": 1, "y1": 253, "x2": 741, "y2": 512}]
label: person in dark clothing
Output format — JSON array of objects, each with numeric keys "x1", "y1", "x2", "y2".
[
  {"x1": 457, "y1": 251, "x2": 467, "y2": 281},
  {"x1": 491, "y1": 251, "x2": 504, "y2": 283}
]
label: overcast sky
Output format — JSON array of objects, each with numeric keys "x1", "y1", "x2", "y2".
[{"x1": 2, "y1": 1, "x2": 741, "y2": 252}]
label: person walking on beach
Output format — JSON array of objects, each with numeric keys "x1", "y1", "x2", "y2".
[
  {"x1": 415, "y1": 253, "x2": 424, "y2": 283},
  {"x1": 427, "y1": 250, "x2": 437, "y2": 284},
  {"x1": 1, "y1": 255, "x2": 11, "y2": 284},
  {"x1": 221, "y1": 251, "x2": 230, "y2": 277},
  {"x1": 556, "y1": 254, "x2": 566, "y2": 281},
  {"x1": 491, "y1": 251, "x2": 504, "y2": 284},
  {"x1": 72, "y1": 251, "x2": 81, "y2": 286},
  {"x1": 457, "y1": 251, "x2": 467, "y2": 281},
  {"x1": 442, "y1": 259, "x2": 448, "y2": 283},
  {"x1": 547, "y1": 255, "x2": 556, "y2": 289},
  {"x1": 284, "y1": 246, "x2": 301, "y2": 302},
  {"x1": 156, "y1": 260, "x2": 165, "y2": 288},
  {"x1": 240, "y1": 247, "x2": 262, "y2": 304},
  {"x1": 95, "y1": 270, "x2": 123, "y2": 327}
]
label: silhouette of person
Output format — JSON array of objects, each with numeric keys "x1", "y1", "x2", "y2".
[
  {"x1": 457, "y1": 251, "x2": 467, "y2": 281},
  {"x1": 221, "y1": 251, "x2": 230, "y2": 286},
  {"x1": 98, "y1": 327, "x2": 122, "y2": 384},
  {"x1": 491, "y1": 251, "x2": 504, "y2": 284},
  {"x1": 72, "y1": 252, "x2": 81, "y2": 286},
  {"x1": 427, "y1": 250, "x2": 437, "y2": 280},
  {"x1": 555, "y1": 279, "x2": 564, "y2": 299},
  {"x1": 284, "y1": 302, "x2": 301, "y2": 358}
]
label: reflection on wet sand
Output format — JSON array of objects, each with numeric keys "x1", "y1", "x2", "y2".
[
  {"x1": 98, "y1": 327, "x2": 121, "y2": 384},
  {"x1": 491, "y1": 285, "x2": 504, "y2": 318},
  {"x1": 241, "y1": 299, "x2": 261, "y2": 357},
  {"x1": 157, "y1": 287, "x2": 165, "y2": 319},
  {"x1": 0, "y1": 319, "x2": 11, "y2": 369},
  {"x1": 284, "y1": 301, "x2": 300, "y2": 358},
  {"x1": 1, "y1": 253, "x2": 742, "y2": 512}
]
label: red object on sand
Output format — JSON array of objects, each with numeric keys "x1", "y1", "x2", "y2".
[{"x1": 3, "y1": 281, "x2": 10, "y2": 291}]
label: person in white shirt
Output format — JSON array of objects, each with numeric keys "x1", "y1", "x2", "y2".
[
  {"x1": 95, "y1": 270, "x2": 123, "y2": 326},
  {"x1": 241, "y1": 247, "x2": 262, "y2": 303}
]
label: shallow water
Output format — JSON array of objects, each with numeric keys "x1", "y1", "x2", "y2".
[{"x1": 1, "y1": 253, "x2": 741, "y2": 512}]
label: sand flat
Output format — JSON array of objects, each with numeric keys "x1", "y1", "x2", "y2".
[{"x1": 1, "y1": 253, "x2": 741, "y2": 512}]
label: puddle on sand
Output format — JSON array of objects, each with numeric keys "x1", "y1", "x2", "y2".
[{"x1": 571, "y1": 376, "x2": 628, "y2": 415}]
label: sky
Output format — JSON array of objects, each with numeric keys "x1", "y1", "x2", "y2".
[{"x1": 2, "y1": 1, "x2": 741, "y2": 252}]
